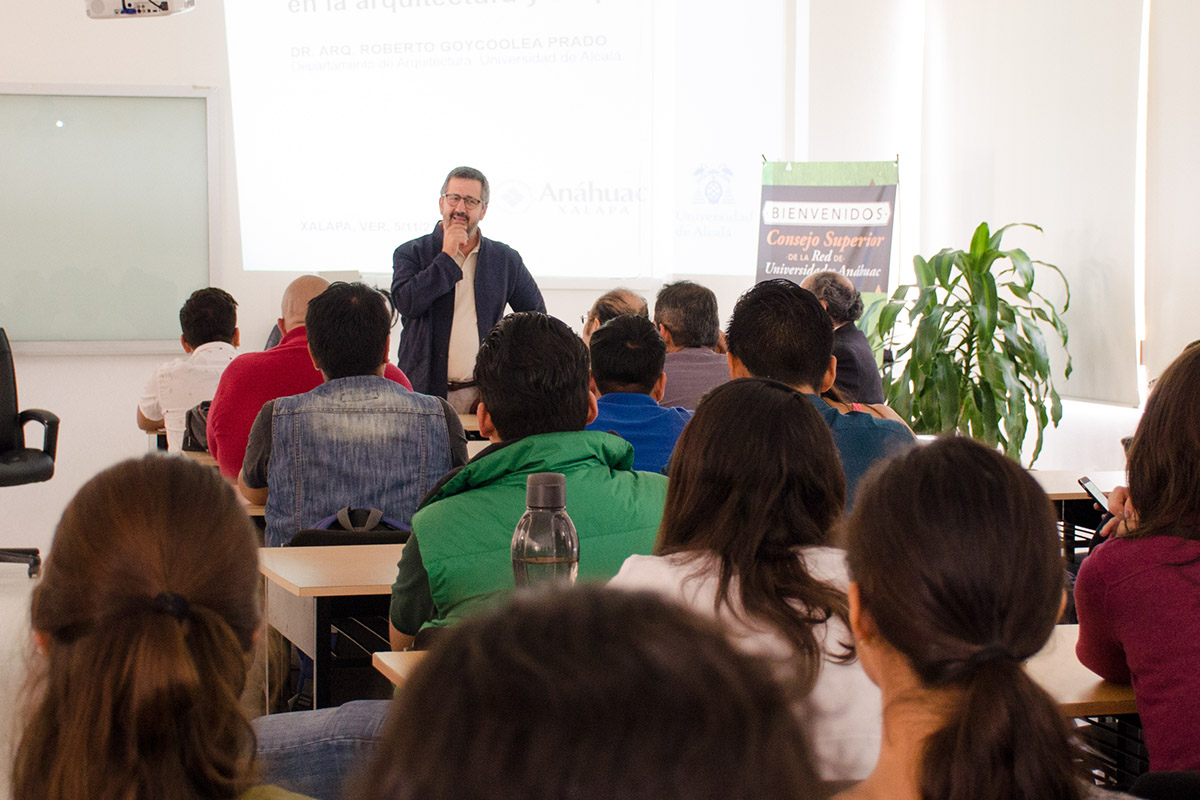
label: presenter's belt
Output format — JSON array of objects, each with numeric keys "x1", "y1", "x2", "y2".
[{"x1": 447, "y1": 379, "x2": 477, "y2": 392}]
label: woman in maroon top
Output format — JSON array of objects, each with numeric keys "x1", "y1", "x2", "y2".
[{"x1": 1075, "y1": 342, "x2": 1200, "y2": 772}]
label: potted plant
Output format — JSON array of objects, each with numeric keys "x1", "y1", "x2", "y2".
[{"x1": 872, "y1": 222, "x2": 1070, "y2": 465}]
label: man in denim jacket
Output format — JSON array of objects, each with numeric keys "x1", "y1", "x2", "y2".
[{"x1": 239, "y1": 282, "x2": 467, "y2": 547}]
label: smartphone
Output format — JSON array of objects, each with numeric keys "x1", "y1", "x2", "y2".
[{"x1": 1078, "y1": 476, "x2": 1109, "y2": 509}]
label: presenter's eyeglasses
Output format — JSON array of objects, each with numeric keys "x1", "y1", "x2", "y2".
[{"x1": 441, "y1": 193, "x2": 484, "y2": 210}]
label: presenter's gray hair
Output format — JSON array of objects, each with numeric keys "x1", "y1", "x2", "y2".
[{"x1": 442, "y1": 166, "x2": 490, "y2": 204}]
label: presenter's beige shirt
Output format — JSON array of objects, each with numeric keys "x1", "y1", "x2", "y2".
[{"x1": 446, "y1": 238, "x2": 481, "y2": 382}]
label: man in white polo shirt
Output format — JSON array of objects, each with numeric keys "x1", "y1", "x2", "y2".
[
  {"x1": 136, "y1": 287, "x2": 239, "y2": 451},
  {"x1": 390, "y1": 166, "x2": 545, "y2": 412}
]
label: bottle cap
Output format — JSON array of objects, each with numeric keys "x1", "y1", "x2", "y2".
[{"x1": 526, "y1": 472, "x2": 566, "y2": 509}]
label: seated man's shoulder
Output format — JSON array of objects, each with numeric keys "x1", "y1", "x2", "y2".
[
  {"x1": 220, "y1": 348, "x2": 268, "y2": 381},
  {"x1": 823, "y1": 402, "x2": 914, "y2": 447}
]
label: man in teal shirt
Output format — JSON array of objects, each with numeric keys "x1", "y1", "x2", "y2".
[
  {"x1": 389, "y1": 312, "x2": 668, "y2": 648},
  {"x1": 725, "y1": 279, "x2": 915, "y2": 509}
]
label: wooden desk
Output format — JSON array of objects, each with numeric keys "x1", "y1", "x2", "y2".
[
  {"x1": 373, "y1": 649, "x2": 425, "y2": 686},
  {"x1": 1031, "y1": 470, "x2": 1125, "y2": 501},
  {"x1": 259, "y1": 544, "x2": 405, "y2": 709},
  {"x1": 1027, "y1": 624, "x2": 1137, "y2": 717},
  {"x1": 181, "y1": 449, "x2": 219, "y2": 468},
  {"x1": 375, "y1": 624, "x2": 1137, "y2": 718}
]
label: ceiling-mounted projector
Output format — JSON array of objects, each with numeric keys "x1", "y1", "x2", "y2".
[{"x1": 87, "y1": 0, "x2": 195, "y2": 18}]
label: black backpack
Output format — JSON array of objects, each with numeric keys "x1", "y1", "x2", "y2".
[{"x1": 287, "y1": 507, "x2": 410, "y2": 547}]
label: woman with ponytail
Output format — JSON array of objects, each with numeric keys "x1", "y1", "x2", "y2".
[
  {"x1": 13, "y1": 456, "x2": 310, "y2": 800},
  {"x1": 838, "y1": 436, "x2": 1130, "y2": 800},
  {"x1": 609, "y1": 377, "x2": 881, "y2": 782}
]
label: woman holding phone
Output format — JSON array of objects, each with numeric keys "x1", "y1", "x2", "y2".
[{"x1": 1075, "y1": 342, "x2": 1200, "y2": 772}]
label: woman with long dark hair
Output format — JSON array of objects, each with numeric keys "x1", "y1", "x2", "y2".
[
  {"x1": 609, "y1": 377, "x2": 880, "y2": 781},
  {"x1": 1075, "y1": 343, "x2": 1200, "y2": 771},
  {"x1": 839, "y1": 437, "x2": 1128, "y2": 800},
  {"x1": 13, "y1": 456, "x2": 310, "y2": 800}
]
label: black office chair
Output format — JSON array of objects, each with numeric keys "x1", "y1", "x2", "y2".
[{"x1": 0, "y1": 327, "x2": 60, "y2": 576}]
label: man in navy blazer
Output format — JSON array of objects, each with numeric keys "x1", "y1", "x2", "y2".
[{"x1": 391, "y1": 166, "x2": 545, "y2": 408}]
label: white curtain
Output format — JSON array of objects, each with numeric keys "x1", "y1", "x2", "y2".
[
  {"x1": 919, "y1": 0, "x2": 1143, "y2": 405},
  {"x1": 1144, "y1": 0, "x2": 1200, "y2": 379}
]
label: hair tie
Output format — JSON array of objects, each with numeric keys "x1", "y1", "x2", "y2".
[
  {"x1": 966, "y1": 644, "x2": 1020, "y2": 668},
  {"x1": 150, "y1": 592, "x2": 190, "y2": 622}
]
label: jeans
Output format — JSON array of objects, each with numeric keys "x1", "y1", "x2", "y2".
[{"x1": 252, "y1": 699, "x2": 392, "y2": 800}]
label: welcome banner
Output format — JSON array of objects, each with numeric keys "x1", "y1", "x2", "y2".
[{"x1": 755, "y1": 161, "x2": 898, "y2": 293}]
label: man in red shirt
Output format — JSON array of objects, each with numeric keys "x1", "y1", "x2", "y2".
[{"x1": 206, "y1": 275, "x2": 412, "y2": 478}]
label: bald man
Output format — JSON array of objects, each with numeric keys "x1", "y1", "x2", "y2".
[
  {"x1": 581, "y1": 288, "x2": 649, "y2": 344},
  {"x1": 801, "y1": 271, "x2": 884, "y2": 404},
  {"x1": 206, "y1": 276, "x2": 413, "y2": 478}
]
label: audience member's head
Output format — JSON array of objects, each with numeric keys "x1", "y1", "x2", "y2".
[
  {"x1": 305, "y1": 282, "x2": 392, "y2": 380},
  {"x1": 581, "y1": 289, "x2": 649, "y2": 343},
  {"x1": 1126, "y1": 341, "x2": 1200, "y2": 540},
  {"x1": 659, "y1": 377, "x2": 848, "y2": 693},
  {"x1": 726, "y1": 279, "x2": 834, "y2": 393},
  {"x1": 280, "y1": 275, "x2": 331, "y2": 332},
  {"x1": 845, "y1": 437, "x2": 1076, "y2": 800},
  {"x1": 15, "y1": 456, "x2": 261, "y2": 799},
  {"x1": 654, "y1": 281, "x2": 720, "y2": 350},
  {"x1": 355, "y1": 585, "x2": 820, "y2": 800},
  {"x1": 475, "y1": 312, "x2": 592, "y2": 441},
  {"x1": 801, "y1": 271, "x2": 864, "y2": 326},
  {"x1": 588, "y1": 314, "x2": 667, "y2": 397},
  {"x1": 179, "y1": 287, "x2": 239, "y2": 349}
]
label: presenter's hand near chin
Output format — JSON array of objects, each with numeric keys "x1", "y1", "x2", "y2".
[{"x1": 441, "y1": 214, "x2": 471, "y2": 257}]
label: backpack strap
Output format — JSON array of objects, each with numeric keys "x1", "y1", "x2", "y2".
[{"x1": 336, "y1": 506, "x2": 384, "y2": 532}]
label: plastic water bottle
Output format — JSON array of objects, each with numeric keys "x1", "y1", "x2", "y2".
[{"x1": 511, "y1": 472, "x2": 579, "y2": 588}]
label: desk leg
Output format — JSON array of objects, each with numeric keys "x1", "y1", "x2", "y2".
[
  {"x1": 314, "y1": 597, "x2": 332, "y2": 709},
  {"x1": 1064, "y1": 521, "x2": 1077, "y2": 565}
]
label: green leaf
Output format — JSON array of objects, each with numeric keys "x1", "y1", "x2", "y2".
[
  {"x1": 1021, "y1": 318, "x2": 1051, "y2": 380},
  {"x1": 931, "y1": 251, "x2": 955, "y2": 288},
  {"x1": 914, "y1": 306, "x2": 945, "y2": 365},
  {"x1": 988, "y1": 222, "x2": 1043, "y2": 249},
  {"x1": 977, "y1": 380, "x2": 1000, "y2": 446},
  {"x1": 910, "y1": 286, "x2": 939, "y2": 320},
  {"x1": 969, "y1": 222, "x2": 991, "y2": 260},
  {"x1": 976, "y1": 273, "x2": 998, "y2": 349},
  {"x1": 913, "y1": 255, "x2": 934, "y2": 288},
  {"x1": 976, "y1": 250, "x2": 1003, "y2": 277},
  {"x1": 934, "y1": 353, "x2": 960, "y2": 433},
  {"x1": 875, "y1": 301, "x2": 905, "y2": 341},
  {"x1": 1002, "y1": 248, "x2": 1035, "y2": 289},
  {"x1": 1003, "y1": 284, "x2": 1032, "y2": 303},
  {"x1": 1033, "y1": 259, "x2": 1071, "y2": 312},
  {"x1": 1029, "y1": 400, "x2": 1049, "y2": 465}
]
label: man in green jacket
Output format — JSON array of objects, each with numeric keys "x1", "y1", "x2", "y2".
[{"x1": 389, "y1": 312, "x2": 669, "y2": 648}]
